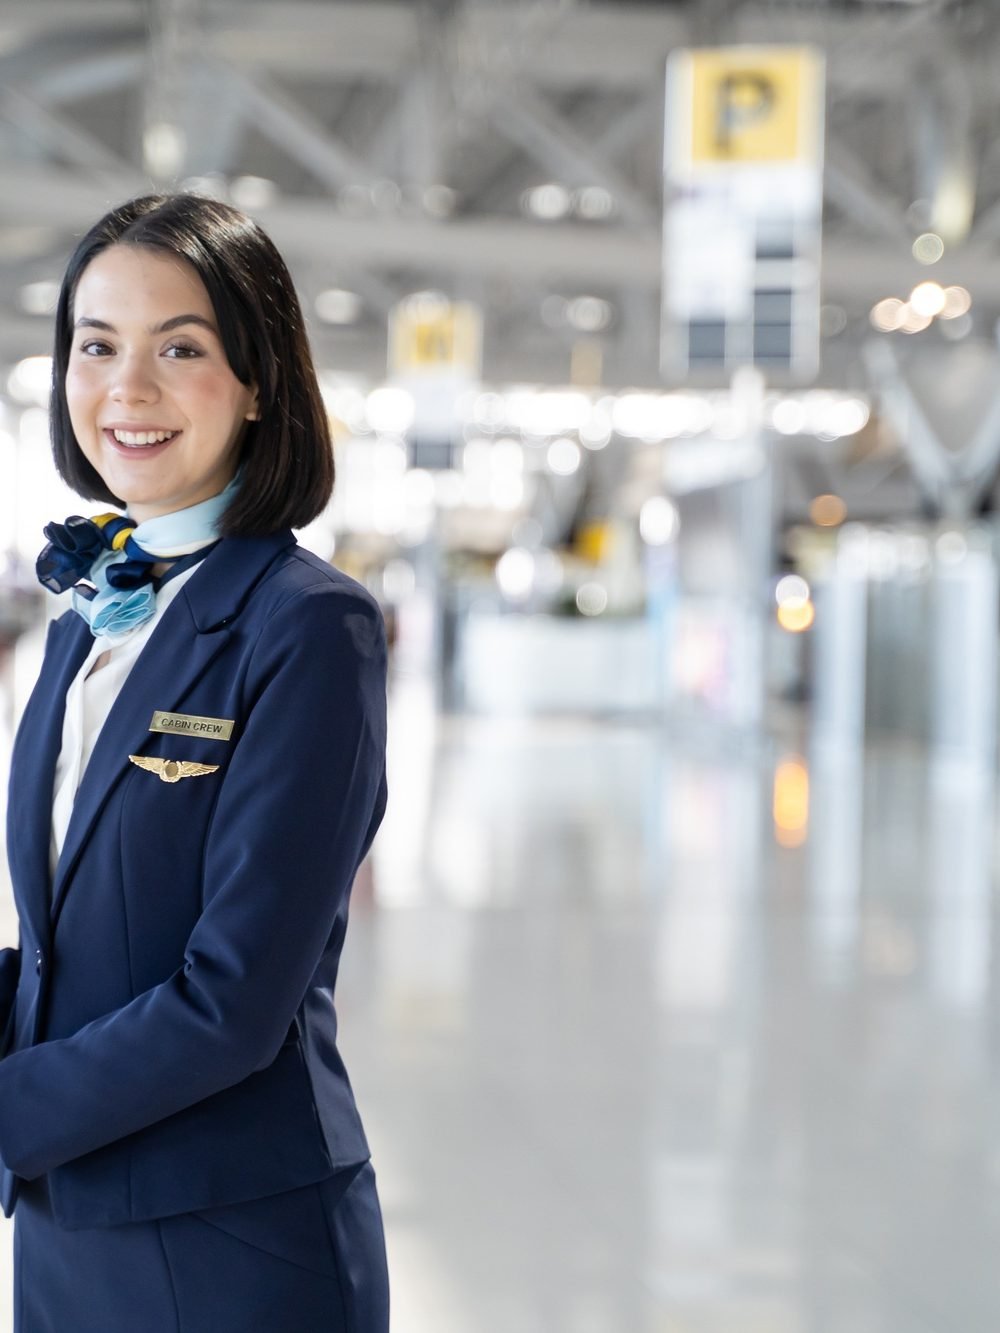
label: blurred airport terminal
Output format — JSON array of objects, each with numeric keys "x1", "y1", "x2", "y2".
[{"x1": 2, "y1": 1, "x2": 1000, "y2": 1329}]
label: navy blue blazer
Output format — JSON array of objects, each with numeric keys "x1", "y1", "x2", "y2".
[{"x1": 0, "y1": 530, "x2": 388, "y2": 1229}]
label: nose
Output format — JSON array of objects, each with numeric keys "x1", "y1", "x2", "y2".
[{"x1": 110, "y1": 350, "x2": 160, "y2": 405}]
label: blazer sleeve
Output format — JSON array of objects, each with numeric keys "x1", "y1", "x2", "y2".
[{"x1": 0, "y1": 582, "x2": 387, "y2": 1180}]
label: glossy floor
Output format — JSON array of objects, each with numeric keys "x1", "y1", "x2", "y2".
[{"x1": 1, "y1": 668, "x2": 999, "y2": 1331}]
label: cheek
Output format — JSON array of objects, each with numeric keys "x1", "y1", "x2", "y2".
[
  {"x1": 171, "y1": 369, "x2": 218, "y2": 413},
  {"x1": 186, "y1": 374, "x2": 251, "y2": 435},
  {"x1": 64, "y1": 369, "x2": 97, "y2": 431},
  {"x1": 65, "y1": 358, "x2": 104, "y2": 398}
]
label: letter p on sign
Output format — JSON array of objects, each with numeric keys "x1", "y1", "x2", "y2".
[{"x1": 686, "y1": 47, "x2": 822, "y2": 165}]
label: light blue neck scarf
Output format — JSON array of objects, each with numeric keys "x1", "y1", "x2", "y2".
[{"x1": 73, "y1": 476, "x2": 239, "y2": 641}]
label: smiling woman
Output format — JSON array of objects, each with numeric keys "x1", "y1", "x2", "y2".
[{"x1": 0, "y1": 194, "x2": 390, "y2": 1333}]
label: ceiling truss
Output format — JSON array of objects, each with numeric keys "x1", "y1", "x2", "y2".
[{"x1": 0, "y1": 0, "x2": 993, "y2": 400}]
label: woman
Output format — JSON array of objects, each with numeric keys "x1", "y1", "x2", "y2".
[{"x1": 0, "y1": 193, "x2": 390, "y2": 1331}]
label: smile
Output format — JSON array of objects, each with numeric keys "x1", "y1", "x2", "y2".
[
  {"x1": 104, "y1": 427, "x2": 182, "y2": 452},
  {"x1": 110, "y1": 428, "x2": 180, "y2": 446}
]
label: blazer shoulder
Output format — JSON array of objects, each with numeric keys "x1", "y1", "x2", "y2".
[
  {"x1": 248, "y1": 544, "x2": 384, "y2": 628},
  {"x1": 240, "y1": 549, "x2": 386, "y2": 683}
]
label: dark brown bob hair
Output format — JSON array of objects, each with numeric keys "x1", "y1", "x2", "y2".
[{"x1": 50, "y1": 192, "x2": 333, "y2": 536}]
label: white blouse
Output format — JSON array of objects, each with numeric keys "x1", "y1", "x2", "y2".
[{"x1": 49, "y1": 562, "x2": 203, "y2": 879}]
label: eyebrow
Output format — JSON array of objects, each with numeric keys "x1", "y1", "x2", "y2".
[{"x1": 73, "y1": 314, "x2": 218, "y2": 335}]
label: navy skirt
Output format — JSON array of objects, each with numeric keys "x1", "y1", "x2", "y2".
[{"x1": 14, "y1": 1163, "x2": 389, "y2": 1332}]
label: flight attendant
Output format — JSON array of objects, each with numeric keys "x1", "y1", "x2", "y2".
[{"x1": 0, "y1": 193, "x2": 390, "y2": 1330}]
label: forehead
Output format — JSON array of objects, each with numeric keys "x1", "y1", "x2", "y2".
[{"x1": 73, "y1": 245, "x2": 212, "y2": 318}]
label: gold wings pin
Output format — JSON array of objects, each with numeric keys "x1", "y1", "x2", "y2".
[{"x1": 128, "y1": 755, "x2": 220, "y2": 784}]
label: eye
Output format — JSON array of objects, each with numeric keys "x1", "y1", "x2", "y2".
[
  {"x1": 79, "y1": 339, "x2": 113, "y2": 356},
  {"x1": 164, "y1": 342, "x2": 203, "y2": 359}
]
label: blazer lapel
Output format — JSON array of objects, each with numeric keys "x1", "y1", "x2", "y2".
[
  {"x1": 49, "y1": 531, "x2": 295, "y2": 927},
  {"x1": 7, "y1": 613, "x2": 91, "y2": 946}
]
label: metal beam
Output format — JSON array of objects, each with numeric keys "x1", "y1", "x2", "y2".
[
  {"x1": 4, "y1": 163, "x2": 1000, "y2": 306},
  {"x1": 592, "y1": 87, "x2": 661, "y2": 165},
  {"x1": 825, "y1": 137, "x2": 911, "y2": 244},
  {"x1": 0, "y1": 85, "x2": 131, "y2": 174},
  {"x1": 0, "y1": 3, "x2": 138, "y2": 36},
  {"x1": 490, "y1": 86, "x2": 656, "y2": 226},
  {"x1": 200, "y1": 1, "x2": 928, "y2": 94},
  {"x1": 25, "y1": 49, "x2": 143, "y2": 105},
  {"x1": 216, "y1": 62, "x2": 375, "y2": 191},
  {"x1": 0, "y1": 2, "x2": 945, "y2": 97},
  {"x1": 863, "y1": 337, "x2": 953, "y2": 511},
  {"x1": 909, "y1": 57, "x2": 976, "y2": 246}
]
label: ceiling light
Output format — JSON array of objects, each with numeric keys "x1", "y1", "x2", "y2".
[
  {"x1": 566, "y1": 296, "x2": 612, "y2": 332},
  {"x1": 912, "y1": 232, "x2": 944, "y2": 264},
  {"x1": 775, "y1": 575, "x2": 810, "y2": 606},
  {"x1": 777, "y1": 600, "x2": 815, "y2": 633},
  {"x1": 547, "y1": 438, "x2": 582, "y2": 475},
  {"x1": 523, "y1": 183, "x2": 572, "y2": 220},
  {"x1": 909, "y1": 281, "x2": 947, "y2": 317},
  {"x1": 8, "y1": 355, "x2": 52, "y2": 405},
  {"x1": 230, "y1": 176, "x2": 277, "y2": 209},
  {"x1": 639, "y1": 496, "x2": 679, "y2": 546},
  {"x1": 143, "y1": 122, "x2": 185, "y2": 177},
  {"x1": 496, "y1": 547, "x2": 535, "y2": 600},
  {"x1": 940, "y1": 285, "x2": 971, "y2": 319},
  {"x1": 574, "y1": 186, "x2": 616, "y2": 220},
  {"x1": 504, "y1": 390, "x2": 590, "y2": 435},
  {"x1": 771, "y1": 399, "x2": 807, "y2": 435},
  {"x1": 810, "y1": 494, "x2": 847, "y2": 527},
  {"x1": 576, "y1": 583, "x2": 608, "y2": 616},
  {"x1": 18, "y1": 280, "x2": 59, "y2": 316},
  {"x1": 900, "y1": 305, "x2": 932, "y2": 334},
  {"x1": 315, "y1": 289, "x2": 362, "y2": 324},
  {"x1": 870, "y1": 298, "x2": 907, "y2": 332},
  {"x1": 826, "y1": 400, "x2": 870, "y2": 437},
  {"x1": 366, "y1": 387, "x2": 415, "y2": 434},
  {"x1": 580, "y1": 411, "x2": 612, "y2": 450}
]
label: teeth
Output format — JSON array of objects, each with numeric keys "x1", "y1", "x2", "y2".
[{"x1": 111, "y1": 429, "x2": 178, "y2": 446}]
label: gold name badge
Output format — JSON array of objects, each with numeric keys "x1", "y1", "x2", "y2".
[{"x1": 149, "y1": 710, "x2": 234, "y2": 741}]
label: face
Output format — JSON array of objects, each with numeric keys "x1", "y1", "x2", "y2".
[{"x1": 65, "y1": 245, "x2": 258, "y2": 524}]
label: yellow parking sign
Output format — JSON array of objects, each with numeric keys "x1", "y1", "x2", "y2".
[{"x1": 685, "y1": 46, "x2": 823, "y2": 165}]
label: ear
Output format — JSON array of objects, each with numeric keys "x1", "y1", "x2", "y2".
[{"x1": 244, "y1": 386, "x2": 260, "y2": 422}]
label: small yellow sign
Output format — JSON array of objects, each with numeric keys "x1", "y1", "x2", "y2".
[
  {"x1": 686, "y1": 46, "x2": 822, "y2": 165},
  {"x1": 389, "y1": 299, "x2": 482, "y2": 376}
]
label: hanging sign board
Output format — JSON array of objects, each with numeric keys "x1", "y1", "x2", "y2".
[
  {"x1": 662, "y1": 45, "x2": 825, "y2": 380},
  {"x1": 389, "y1": 298, "x2": 482, "y2": 377},
  {"x1": 389, "y1": 294, "x2": 483, "y2": 469}
]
